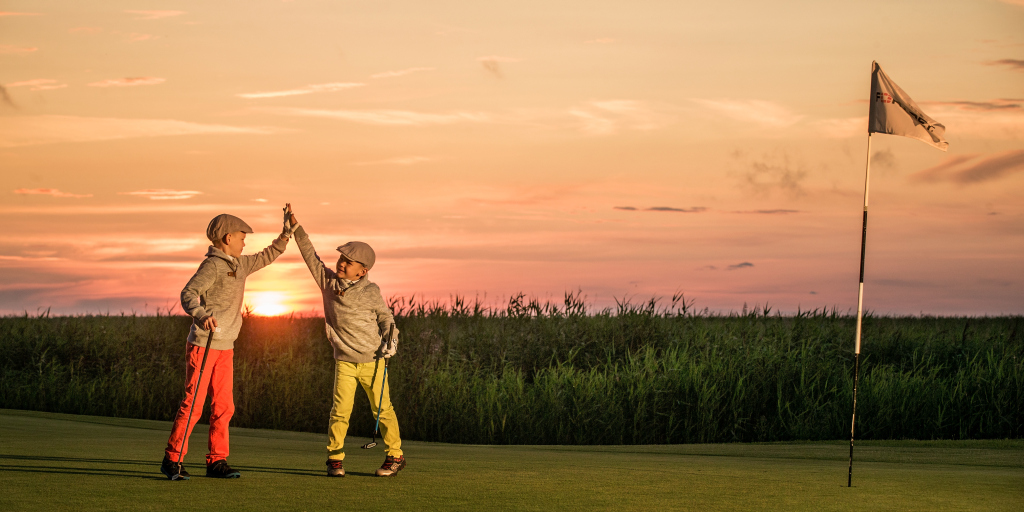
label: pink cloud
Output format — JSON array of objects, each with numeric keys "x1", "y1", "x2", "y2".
[
  {"x1": 124, "y1": 10, "x2": 185, "y2": 20},
  {"x1": 6, "y1": 79, "x2": 67, "y2": 91},
  {"x1": 0, "y1": 45, "x2": 38, "y2": 54},
  {"x1": 120, "y1": 189, "x2": 203, "y2": 200},
  {"x1": 13, "y1": 188, "x2": 92, "y2": 198},
  {"x1": 911, "y1": 150, "x2": 1024, "y2": 184},
  {"x1": 371, "y1": 67, "x2": 435, "y2": 79},
  {"x1": 69, "y1": 27, "x2": 103, "y2": 34},
  {"x1": 238, "y1": 82, "x2": 364, "y2": 99},
  {"x1": 87, "y1": 77, "x2": 165, "y2": 87}
]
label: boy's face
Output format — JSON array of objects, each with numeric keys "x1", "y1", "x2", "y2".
[
  {"x1": 222, "y1": 231, "x2": 246, "y2": 258},
  {"x1": 336, "y1": 255, "x2": 368, "y2": 281}
]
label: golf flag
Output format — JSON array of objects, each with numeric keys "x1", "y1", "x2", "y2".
[{"x1": 869, "y1": 61, "x2": 948, "y2": 151}]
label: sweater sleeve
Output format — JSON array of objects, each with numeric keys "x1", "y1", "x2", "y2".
[
  {"x1": 294, "y1": 225, "x2": 334, "y2": 291},
  {"x1": 181, "y1": 259, "x2": 217, "y2": 322},
  {"x1": 371, "y1": 284, "x2": 399, "y2": 342},
  {"x1": 239, "y1": 236, "x2": 288, "y2": 276}
]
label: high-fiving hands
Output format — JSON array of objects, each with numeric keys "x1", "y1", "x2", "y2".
[{"x1": 281, "y1": 203, "x2": 299, "y2": 240}]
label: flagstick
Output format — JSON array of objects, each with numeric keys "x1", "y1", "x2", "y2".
[{"x1": 848, "y1": 133, "x2": 872, "y2": 488}]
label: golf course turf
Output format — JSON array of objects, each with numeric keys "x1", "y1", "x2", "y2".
[{"x1": 1, "y1": 409, "x2": 1021, "y2": 511}]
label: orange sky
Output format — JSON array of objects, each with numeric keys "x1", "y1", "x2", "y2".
[{"x1": 2, "y1": 1, "x2": 1023, "y2": 316}]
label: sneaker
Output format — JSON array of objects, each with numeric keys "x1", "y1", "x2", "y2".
[
  {"x1": 206, "y1": 459, "x2": 241, "y2": 478},
  {"x1": 326, "y1": 459, "x2": 345, "y2": 477},
  {"x1": 160, "y1": 455, "x2": 190, "y2": 481},
  {"x1": 375, "y1": 455, "x2": 406, "y2": 477}
]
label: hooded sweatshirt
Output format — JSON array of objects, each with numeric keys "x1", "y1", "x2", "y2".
[
  {"x1": 293, "y1": 226, "x2": 397, "y2": 363},
  {"x1": 181, "y1": 239, "x2": 288, "y2": 350}
]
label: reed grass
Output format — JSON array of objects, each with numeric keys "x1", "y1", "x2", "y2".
[{"x1": 1, "y1": 293, "x2": 1021, "y2": 444}]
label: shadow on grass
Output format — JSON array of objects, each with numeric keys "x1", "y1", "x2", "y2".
[{"x1": 0, "y1": 454, "x2": 323, "y2": 479}]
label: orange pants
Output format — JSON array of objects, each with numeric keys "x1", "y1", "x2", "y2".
[{"x1": 164, "y1": 344, "x2": 235, "y2": 465}]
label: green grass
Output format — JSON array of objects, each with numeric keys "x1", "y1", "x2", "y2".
[{"x1": 1, "y1": 409, "x2": 1022, "y2": 511}]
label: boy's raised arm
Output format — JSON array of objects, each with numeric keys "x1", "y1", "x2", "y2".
[
  {"x1": 238, "y1": 206, "x2": 292, "y2": 275},
  {"x1": 289, "y1": 210, "x2": 333, "y2": 290}
]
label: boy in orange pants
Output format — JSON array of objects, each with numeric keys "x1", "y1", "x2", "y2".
[{"x1": 160, "y1": 210, "x2": 291, "y2": 480}]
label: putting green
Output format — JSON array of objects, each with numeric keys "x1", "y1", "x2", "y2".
[{"x1": 1, "y1": 409, "x2": 1021, "y2": 511}]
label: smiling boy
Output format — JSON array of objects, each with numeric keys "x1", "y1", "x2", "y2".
[
  {"x1": 286, "y1": 206, "x2": 404, "y2": 478},
  {"x1": 160, "y1": 211, "x2": 291, "y2": 480}
]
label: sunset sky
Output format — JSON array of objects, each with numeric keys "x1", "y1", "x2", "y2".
[{"x1": 2, "y1": 0, "x2": 1023, "y2": 317}]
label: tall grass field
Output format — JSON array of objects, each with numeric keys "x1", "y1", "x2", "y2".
[{"x1": 2, "y1": 294, "x2": 1021, "y2": 444}]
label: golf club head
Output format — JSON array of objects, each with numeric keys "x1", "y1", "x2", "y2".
[
  {"x1": 170, "y1": 473, "x2": 189, "y2": 481},
  {"x1": 361, "y1": 441, "x2": 377, "y2": 449}
]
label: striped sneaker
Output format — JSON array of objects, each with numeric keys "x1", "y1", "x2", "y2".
[
  {"x1": 375, "y1": 455, "x2": 406, "y2": 477},
  {"x1": 326, "y1": 459, "x2": 345, "y2": 477}
]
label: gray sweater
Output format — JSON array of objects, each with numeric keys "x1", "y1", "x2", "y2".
[
  {"x1": 294, "y1": 226, "x2": 397, "y2": 363},
  {"x1": 181, "y1": 239, "x2": 288, "y2": 350}
]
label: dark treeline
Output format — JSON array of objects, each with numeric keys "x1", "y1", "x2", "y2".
[{"x1": 1, "y1": 293, "x2": 1021, "y2": 444}]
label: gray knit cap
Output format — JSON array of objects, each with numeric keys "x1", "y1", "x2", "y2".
[
  {"x1": 206, "y1": 214, "x2": 253, "y2": 242},
  {"x1": 337, "y1": 241, "x2": 375, "y2": 269}
]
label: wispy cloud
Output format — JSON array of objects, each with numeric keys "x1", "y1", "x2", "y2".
[
  {"x1": 0, "y1": 12, "x2": 41, "y2": 16},
  {"x1": 69, "y1": 27, "x2": 103, "y2": 34},
  {"x1": 585, "y1": 38, "x2": 616, "y2": 44},
  {"x1": 727, "y1": 262, "x2": 754, "y2": 270},
  {"x1": 924, "y1": 99, "x2": 1022, "y2": 110},
  {"x1": 987, "y1": 59, "x2": 1024, "y2": 71},
  {"x1": 353, "y1": 156, "x2": 432, "y2": 166},
  {"x1": 13, "y1": 188, "x2": 92, "y2": 198},
  {"x1": 371, "y1": 67, "x2": 434, "y2": 79},
  {"x1": 692, "y1": 99, "x2": 803, "y2": 128},
  {"x1": 0, "y1": 115, "x2": 277, "y2": 148},
  {"x1": 6, "y1": 79, "x2": 67, "y2": 91},
  {"x1": 809, "y1": 116, "x2": 866, "y2": 138},
  {"x1": 912, "y1": 150, "x2": 1024, "y2": 184},
  {"x1": 87, "y1": 77, "x2": 165, "y2": 87},
  {"x1": 478, "y1": 55, "x2": 521, "y2": 78},
  {"x1": 120, "y1": 189, "x2": 202, "y2": 200},
  {"x1": 238, "y1": 82, "x2": 364, "y2": 99},
  {"x1": 997, "y1": 0, "x2": 1024, "y2": 7},
  {"x1": 733, "y1": 209, "x2": 800, "y2": 214},
  {"x1": 613, "y1": 205, "x2": 707, "y2": 213},
  {"x1": 569, "y1": 100, "x2": 674, "y2": 135},
  {"x1": 734, "y1": 150, "x2": 808, "y2": 197},
  {"x1": 646, "y1": 206, "x2": 707, "y2": 213},
  {"x1": 124, "y1": 10, "x2": 185, "y2": 20},
  {"x1": 257, "y1": 107, "x2": 490, "y2": 126},
  {"x1": 923, "y1": 99, "x2": 1024, "y2": 139},
  {"x1": 124, "y1": 33, "x2": 158, "y2": 42},
  {"x1": 0, "y1": 45, "x2": 38, "y2": 54}
]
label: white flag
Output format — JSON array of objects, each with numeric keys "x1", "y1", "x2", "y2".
[{"x1": 869, "y1": 61, "x2": 948, "y2": 151}]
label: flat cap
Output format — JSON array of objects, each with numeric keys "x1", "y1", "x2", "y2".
[
  {"x1": 337, "y1": 241, "x2": 375, "y2": 270},
  {"x1": 206, "y1": 214, "x2": 253, "y2": 242}
]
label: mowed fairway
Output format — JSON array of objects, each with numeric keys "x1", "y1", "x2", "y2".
[{"x1": 1, "y1": 410, "x2": 1021, "y2": 511}]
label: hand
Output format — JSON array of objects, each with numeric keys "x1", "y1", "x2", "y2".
[
  {"x1": 280, "y1": 203, "x2": 297, "y2": 240},
  {"x1": 381, "y1": 337, "x2": 398, "y2": 358},
  {"x1": 202, "y1": 316, "x2": 219, "y2": 332}
]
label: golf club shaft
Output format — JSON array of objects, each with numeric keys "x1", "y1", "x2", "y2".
[
  {"x1": 176, "y1": 329, "x2": 216, "y2": 468},
  {"x1": 370, "y1": 324, "x2": 395, "y2": 442}
]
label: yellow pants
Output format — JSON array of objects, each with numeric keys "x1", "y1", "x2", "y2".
[{"x1": 327, "y1": 359, "x2": 403, "y2": 460}]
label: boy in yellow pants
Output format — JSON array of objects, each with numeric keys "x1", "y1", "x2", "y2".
[{"x1": 286, "y1": 205, "x2": 404, "y2": 477}]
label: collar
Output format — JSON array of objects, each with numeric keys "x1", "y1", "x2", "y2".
[{"x1": 205, "y1": 246, "x2": 239, "y2": 269}]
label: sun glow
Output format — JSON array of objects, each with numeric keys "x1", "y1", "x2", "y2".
[{"x1": 246, "y1": 291, "x2": 290, "y2": 316}]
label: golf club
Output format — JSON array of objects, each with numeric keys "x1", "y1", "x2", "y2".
[
  {"x1": 172, "y1": 327, "x2": 218, "y2": 480},
  {"x1": 362, "y1": 324, "x2": 395, "y2": 450}
]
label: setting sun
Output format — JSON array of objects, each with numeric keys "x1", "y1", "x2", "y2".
[{"x1": 246, "y1": 291, "x2": 290, "y2": 317}]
